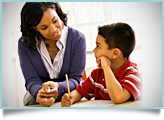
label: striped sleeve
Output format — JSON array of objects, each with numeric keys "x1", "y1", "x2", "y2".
[
  {"x1": 76, "y1": 71, "x2": 96, "y2": 100},
  {"x1": 120, "y1": 67, "x2": 142, "y2": 100}
]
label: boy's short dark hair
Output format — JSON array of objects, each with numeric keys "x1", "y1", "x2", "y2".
[{"x1": 98, "y1": 22, "x2": 135, "y2": 58}]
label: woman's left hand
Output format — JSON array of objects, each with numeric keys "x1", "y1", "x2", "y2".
[
  {"x1": 40, "y1": 81, "x2": 59, "y2": 99},
  {"x1": 36, "y1": 92, "x2": 55, "y2": 107}
]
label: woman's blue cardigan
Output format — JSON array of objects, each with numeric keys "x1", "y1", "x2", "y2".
[{"x1": 18, "y1": 27, "x2": 86, "y2": 98}]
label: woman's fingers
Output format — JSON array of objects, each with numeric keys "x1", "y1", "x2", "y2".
[
  {"x1": 42, "y1": 82, "x2": 51, "y2": 93},
  {"x1": 36, "y1": 93, "x2": 48, "y2": 104},
  {"x1": 41, "y1": 97, "x2": 55, "y2": 107},
  {"x1": 39, "y1": 93, "x2": 54, "y2": 97},
  {"x1": 39, "y1": 89, "x2": 58, "y2": 99}
]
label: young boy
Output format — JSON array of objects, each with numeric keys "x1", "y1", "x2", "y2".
[{"x1": 61, "y1": 22, "x2": 141, "y2": 107}]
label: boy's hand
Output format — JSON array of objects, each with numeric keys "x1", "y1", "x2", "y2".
[
  {"x1": 61, "y1": 93, "x2": 74, "y2": 107},
  {"x1": 96, "y1": 56, "x2": 111, "y2": 69}
]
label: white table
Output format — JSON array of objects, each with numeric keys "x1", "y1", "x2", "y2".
[{"x1": 27, "y1": 100, "x2": 142, "y2": 107}]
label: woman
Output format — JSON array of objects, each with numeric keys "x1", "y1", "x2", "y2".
[{"x1": 18, "y1": 2, "x2": 86, "y2": 107}]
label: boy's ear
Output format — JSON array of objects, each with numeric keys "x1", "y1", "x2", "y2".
[{"x1": 112, "y1": 48, "x2": 121, "y2": 59}]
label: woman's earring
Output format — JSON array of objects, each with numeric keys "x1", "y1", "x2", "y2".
[
  {"x1": 35, "y1": 32, "x2": 41, "y2": 44},
  {"x1": 61, "y1": 20, "x2": 64, "y2": 29}
]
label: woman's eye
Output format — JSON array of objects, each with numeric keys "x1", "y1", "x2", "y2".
[
  {"x1": 42, "y1": 27, "x2": 47, "y2": 30},
  {"x1": 53, "y1": 19, "x2": 57, "y2": 23}
]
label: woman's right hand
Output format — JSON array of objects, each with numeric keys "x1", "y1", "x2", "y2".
[{"x1": 36, "y1": 88, "x2": 55, "y2": 107}]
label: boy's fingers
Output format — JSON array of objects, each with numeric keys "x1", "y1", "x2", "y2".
[
  {"x1": 61, "y1": 100, "x2": 70, "y2": 107},
  {"x1": 96, "y1": 57, "x2": 101, "y2": 63},
  {"x1": 96, "y1": 58, "x2": 101, "y2": 67},
  {"x1": 61, "y1": 94, "x2": 71, "y2": 107},
  {"x1": 63, "y1": 99, "x2": 71, "y2": 106},
  {"x1": 69, "y1": 96, "x2": 74, "y2": 105},
  {"x1": 61, "y1": 102, "x2": 69, "y2": 107},
  {"x1": 97, "y1": 61, "x2": 101, "y2": 68},
  {"x1": 64, "y1": 93, "x2": 70, "y2": 101}
]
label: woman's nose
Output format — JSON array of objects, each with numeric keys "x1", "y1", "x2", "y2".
[{"x1": 49, "y1": 24, "x2": 57, "y2": 33}]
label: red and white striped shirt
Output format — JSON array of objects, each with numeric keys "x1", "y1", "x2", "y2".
[{"x1": 76, "y1": 58, "x2": 141, "y2": 101}]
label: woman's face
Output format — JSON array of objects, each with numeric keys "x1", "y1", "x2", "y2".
[{"x1": 35, "y1": 8, "x2": 62, "y2": 41}]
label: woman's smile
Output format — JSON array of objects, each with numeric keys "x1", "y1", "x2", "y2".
[{"x1": 51, "y1": 29, "x2": 61, "y2": 38}]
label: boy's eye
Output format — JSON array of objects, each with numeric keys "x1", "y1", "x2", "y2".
[{"x1": 97, "y1": 45, "x2": 100, "y2": 48}]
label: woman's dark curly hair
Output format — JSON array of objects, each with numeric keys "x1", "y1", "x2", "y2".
[{"x1": 20, "y1": 2, "x2": 68, "y2": 50}]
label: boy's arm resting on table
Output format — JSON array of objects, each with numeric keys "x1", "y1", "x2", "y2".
[
  {"x1": 61, "y1": 70, "x2": 96, "y2": 107},
  {"x1": 103, "y1": 66, "x2": 131, "y2": 104},
  {"x1": 70, "y1": 90, "x2": 83, "y2": 104}
]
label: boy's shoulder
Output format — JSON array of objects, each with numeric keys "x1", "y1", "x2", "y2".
[
  {"x1": 115, "y1": 58, "x2": 141, "y2": 78},
  {"x1": 121, "y1": 58, "x2": 139, "y2": 73},
  {"x1": 127, "y1": 62, "x2": 139, "y2": 73}
]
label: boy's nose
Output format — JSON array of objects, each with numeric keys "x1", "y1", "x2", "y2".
[{"x1": 93, "y1": 47, "x2": 96, "y2": 53}]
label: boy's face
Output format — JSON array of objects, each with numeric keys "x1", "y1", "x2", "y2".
[{"x1": 93, "y1": 34, "x2": 113, "y2": 61}]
